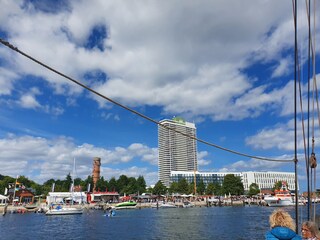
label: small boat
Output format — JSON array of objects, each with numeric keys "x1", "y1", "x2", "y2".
[
  {"x1": 182, "y1": 201, "x2": 194, "y2": 208},
  {"x1": 45, "y1": 205, "x2": 83, "y2": 215},
  {"x1": 264, "y1": 182, "x2": 295, "y2": 207},
  {"x1": 115, "y1": 201, "x2": 137, "y2": 210},
  {"x1": 107, "y1": 209, "x2": 116, "y2": 217},
  {"x1": 160, "y1": 202, "x2": 177, "y2": 208}
]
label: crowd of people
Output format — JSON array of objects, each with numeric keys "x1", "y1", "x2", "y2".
[{"x1": 265, "y1": 209, "x2": 320, "y2": 240}]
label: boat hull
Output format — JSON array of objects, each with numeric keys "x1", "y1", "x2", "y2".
[
  {"x1": 160, "y1": 203, "x2": 177, "y2": 208},
  {"x1": 115, "y1": 205, "x2": 137, "y2": 210},
  {"x1": 264, "y1": 197, "x2": 295, "y2": 207},
  {"x1": 46, "y1": 207, "x2": 83, "y2": 215},
  {"x1": 115, "y1": 201, "x2": 137, "y2": 210}
]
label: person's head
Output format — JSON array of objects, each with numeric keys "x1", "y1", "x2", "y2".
[
  {"x1": 269, "y1": 209, "x2": 295, "y2": 231},
  {"x1": 301, "y1": 221, "x2": 320, "y2": 239}
]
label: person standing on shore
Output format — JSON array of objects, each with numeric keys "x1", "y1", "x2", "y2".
[
  {"x1": 301, "y1": 221, "x2": 320, "y2": 240},
  {"x1": 265, "y1": 209, "x2": 302, "y2": 240}
]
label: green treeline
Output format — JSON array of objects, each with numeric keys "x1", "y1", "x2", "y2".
[
  {"x1": 0, "y1": 174, "x2": 147, "y2": 196},
  {"x1": 0, "y1": 173, "x2": 262, "y2": 197}
]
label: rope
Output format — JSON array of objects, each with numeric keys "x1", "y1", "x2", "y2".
[
  {"x1": 292, "y1": 0, "x2": 299, "y2": 232},
  {"x1": 0, "y1": 38, "x2": 294, "y2": 163}
]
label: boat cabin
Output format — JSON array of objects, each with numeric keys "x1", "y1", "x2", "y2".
[
  {"x1": 46, "y1": 192, "x2": 87, "y2": 205},
  {"x1": 87, "y1": 191, "x2": 119, "y2": 203}
]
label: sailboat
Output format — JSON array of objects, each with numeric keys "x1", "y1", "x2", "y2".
[{"x1": 46, "y1": 158, "x2": 83, "y2": 215}]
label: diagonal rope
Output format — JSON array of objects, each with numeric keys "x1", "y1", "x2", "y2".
[{"x1": 0, "y1": 38, "x2": 294, "y2": 163}]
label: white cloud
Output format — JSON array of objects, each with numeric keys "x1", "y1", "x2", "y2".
[
  {"x1": 219, "y1": 158, "x2": 293, "y2": 173},
  {"x1": 197, "y1": 151, "x2": 211, "y2": 166},
  {"x1": 101, "y1": 112, "x2": 120, "y2": 121},
  {"x1": 0, "y1": 134, "x2": 158, "y2": 184},
  {"x1": 0, "y1": 67, "x2": 19, "y2": 95},
  {"x1": 1, "y1": 1, "x2": 315, "y2": 121},
  {"x1": 245, "y1": 118, "x2": 320, "y2": 152},
  {"x1": 19, "y1": 94, "x2": 41, "y2": 109},
  {"x1": 271, "y1": 57, "x2": 292, "y2": 78}
]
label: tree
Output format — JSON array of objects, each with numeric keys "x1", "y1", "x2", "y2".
[
  {"x1": 96, "y1": 176, "x2": 107, "y2": 192},
  {"x1": 122, "y1": 177, "x2": 137, "y2": 194},
  {"x1": 153, "y1": 180, "x2": 167, "y2": 195},
  {"x1": 146, "y1": 186, "x2": 154, "y2": 194},
  {"x1": 62, "y1": 173, "x2": 73, "y2": 192},
  {"x1": 189, "y1": 181, "x2": 195, "y2": 195},
  {"x1": 73, "y1": 177, "x2": 82, "y2": 186},
  {"x1": 0, "y1": 176, "x2": 15, "y2": 194},
  {"x1": 136, "y1": 176, "x2": 146, "y2": 194},
  {"x1": 222, "y1": 174, "x2": 244, "y2": 195},
  {"x1": 168, "y1": 182, "x2": 179, "y2": 194},
  {"x1": 206, "y1": 182, "x2": 215, "y2": 195},
  {"x1": 82, "y1": 175, "x2": 93, "y2": 192},
  {"x1": 117, "y1": 175, "x2": 129, "y2": 194},
  {"x1": 212, "y1": 182, "x2": 222, "y2": 196},
  {"x1": 273, "y1": 181, "x2": 287, "y2": 191},
  {"x1": 177, "y1": 178, "x2": 189, "y2": 194},
  {"x1": 108, "y1": 177, "x2": 118, "y2": 192},
  {"x1": 197, "y1": 179, "x2": 206, "y2": 195},
  {"x1": 248, "y1": 183, "x2": 260, "y2": 196}
]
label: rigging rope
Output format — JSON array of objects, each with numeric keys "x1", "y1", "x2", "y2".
[
  {"x1": 292, "y1": 0, "x2": 299, "y2": 232},
  {"x1": 0, "y1": 38, "x2": 294, "y2": 163},
  {"x1": 304, "y1": 0, "x2": 318, "y2": 221}
]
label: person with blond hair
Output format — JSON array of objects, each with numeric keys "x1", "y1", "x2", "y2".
[
  {"x1": 265, "y1": 209, "x2": 302, "y2": 239},
  {"x1": 301, "y1": 221, "x2": 320, "y2": 240}
]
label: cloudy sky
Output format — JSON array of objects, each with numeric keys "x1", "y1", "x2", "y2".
[{"x1": 0, "y1": 0, "x2": 319, "y2": 191}]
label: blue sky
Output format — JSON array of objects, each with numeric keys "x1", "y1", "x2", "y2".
[{"x1": 0, "y1": 0, "x2": 319, "y2": 191}]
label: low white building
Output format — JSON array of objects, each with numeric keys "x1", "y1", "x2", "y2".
[
  {"x1": 241, "y1": 171, "x2": 296, "y2": 191},
  {"x1": 170, "y1": 171, "x2": 297, "y2": 191},
  {"x1": 46, "y1": 192, "x2": 87, "y2": 205}
]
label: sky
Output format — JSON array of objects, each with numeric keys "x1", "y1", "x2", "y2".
[{"x1": 0, "y1": 0, "x2": 319, "y2": 192}]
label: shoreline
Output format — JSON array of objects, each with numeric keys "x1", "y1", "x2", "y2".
[{"x1": 0, "y1": 199, "x2": 266, "y2": 215}]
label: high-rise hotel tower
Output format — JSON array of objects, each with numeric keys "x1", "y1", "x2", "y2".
[{"x1": 158, "y1": 117, "x2": 197, "y2": 187}]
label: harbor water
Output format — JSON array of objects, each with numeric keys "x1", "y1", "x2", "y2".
[{"x1": 0, "y1": 205, "x2": 318, "y2": 239}]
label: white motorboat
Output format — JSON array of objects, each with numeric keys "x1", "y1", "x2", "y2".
[
  {"x1": 264, "y1": 182, "x2": 295, "y2": 207},
  {"x1": 46, "y1": 158, "x2": 83, "y2": 215},
  {"x1": 182, "y1": 201, "x2": 194, "y2": 208},
  {"x1": 160, "y1": 202, "x2": 177, "y2": 208}
]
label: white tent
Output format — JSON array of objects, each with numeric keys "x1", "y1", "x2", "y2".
[
  {"x1": 46, "y1": 192, "x2": 87, "y2": 205},
  {"x1": 0, "y1": 194, "x2": 8, "y2": 205}
]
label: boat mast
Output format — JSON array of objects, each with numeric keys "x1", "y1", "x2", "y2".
[
  {"x1": 72, "y1": 157, "x2": 75, "y2": 205},
  {"x1": 293, "y1": 0, "x2": 299, "y2": 232},
  {"x1": 193, "y1": 169, "x2": 197, "y2": 195}
]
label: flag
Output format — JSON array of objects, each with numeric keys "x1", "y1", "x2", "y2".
[
  {"x1": 51, "y1": 183, "x2": 55, "y2": 192},
  {"x1": 4, "y1": 188, "x2": 8, "y2": 195},
  {"x1": 15, "y1": 181, "x2": 21, "y2": 185}
]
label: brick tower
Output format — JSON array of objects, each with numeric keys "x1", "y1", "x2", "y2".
[{"x1": 92, "y1": 157, "x2": 101, "y2": 191}]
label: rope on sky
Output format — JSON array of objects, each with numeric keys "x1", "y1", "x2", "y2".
[{"x1": 0, "y1": 38, "x2": 294, "y2": 163}]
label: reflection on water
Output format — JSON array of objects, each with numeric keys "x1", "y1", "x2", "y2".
[{"x1": 0, "y1": 205, "x2": 317, "y2": 240}]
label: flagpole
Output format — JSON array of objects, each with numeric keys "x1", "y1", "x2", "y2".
[{"x1": 12, "y1": 175, "x2": 19, "y2": 207}]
